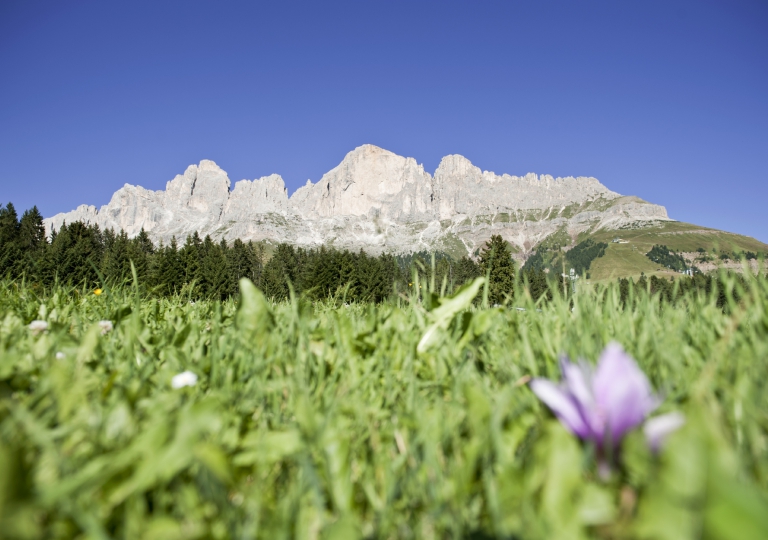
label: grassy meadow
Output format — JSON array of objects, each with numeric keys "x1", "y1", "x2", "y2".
[
  {"x1": 1, "y1": 271, "x2": 767, "y2": 539},
  {"x1": 586, "y1": 221, "x2": 768, "y2": 282}
]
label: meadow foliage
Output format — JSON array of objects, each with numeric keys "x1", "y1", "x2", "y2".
[{"x1": 0, "y1": 268, "x2": 767, "y2": 539}]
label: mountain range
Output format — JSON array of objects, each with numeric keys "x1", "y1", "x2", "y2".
[{"x1": 45, "y1": 144, "x2": 675, "y2": 257}]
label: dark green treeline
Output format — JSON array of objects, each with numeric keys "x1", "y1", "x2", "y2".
[
  {"x1": 3, "y1": 204, "x2": 545, "y2": 302},
  {"x1": 0, "y1": 203, "x2": 752, "y2": 307}
]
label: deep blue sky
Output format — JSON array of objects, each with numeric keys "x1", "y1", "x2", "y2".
[{"x1": 1, "y1": 1, "x2": 766, "y2": 242}]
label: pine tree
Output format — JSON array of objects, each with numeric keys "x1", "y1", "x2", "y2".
[
  {"x1": 226, "y1": 238, "x2": 252, "y2": 296},
  {"x1": 294, "y1": 248, "x2": 310, "y2": 296},
  {"x1": 262, "y1": 243, "x2": 297, "y2": 301},
  {"x1": 42, "y1": 221, "x2": 103, "y2": 288},
  {"x1": 523, "y1": 267, "x2": 551, "y2": 303},
  {"x1": 479, "y1": 235, "x2": 515, "y2": 305},
  {"x1": 147, "y1": 239, "x2": 164, "y2": 289},
  {"x1": 135, "y1": 228, "x2": 154, "y2": 256},
  {"x1": 102, "y1": 228, "x2": 116, "y2": 258},
  {"x1": 40, "y1": 223, "x2": 67, "y2": 286},
  {"x1": 434, "y1": 257, "x2": 452, "y2": 294},
  {"x1": 17, "y1": 206, "x2": 45, "y2": 249},
  {"x1": 248, "y1": 241, "x2": 265, "y2": 288},
  {"x1": 355, "y1": 250, "x2": 374, "y2": 301},
  {"x1": 197, "y1": 235, "x2": 227, "y2": 298},
  {"x1": 379, "y1": 253, "x2": 401, "y2": 298},
  {"x1": 319, "y1": 247, "x2": 339, "y2": 298},
  {"x1": 180, "y1": 233, "x2": 201, "y2": 295},
  {"x1": 161, "y1": 236, "x2": 184, "y2": 295},
  {"x1": 127, "y1": 237, "x2": 148, "y2": 285},
  {"x1": 0, "y1": 203, "x2": 20, "y2": 278},
  {"x1": 338, "y1": 250, "x2": 358, "y2": 301},
  {"x1": 297, "y1": 247, "x2": 325, "y2": 299},
  {"x1": 14, "y1": 206, "x2": 47, "y2": 280},
  {"x1": 102, "y1": 230, "x2": 132, "y2": 284},
  {"x1": 453, "y1": 256, "x2": 481, "y2": 290}
]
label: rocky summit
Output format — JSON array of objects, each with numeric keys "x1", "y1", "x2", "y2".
[{"x1": 45, "y1": 144, "x2": 670, "y2": 256}]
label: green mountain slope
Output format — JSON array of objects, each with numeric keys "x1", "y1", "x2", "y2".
[{"x1": 574, "y1": 221, "x2": 766, "y2": 281}]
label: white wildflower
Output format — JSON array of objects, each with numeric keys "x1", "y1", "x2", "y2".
[
  {"x1": 171, "y1": 370, "x2": 198, "y2": 389},
  {"x1": 55, "y1": 351, "x2": 66, "y2": 360},
  {"x1": 98, "y1": 320, "x2": 113, "y2": 335},
  {"x1": 29, "y1": 320, "x2": 48, "y2": 335}
]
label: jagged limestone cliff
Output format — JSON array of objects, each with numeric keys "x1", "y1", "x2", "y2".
[{"x1": 45, "y1": 145, "x2": 670, "y2": 256}]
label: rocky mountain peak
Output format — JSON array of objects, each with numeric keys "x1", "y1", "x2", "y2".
[
  {"x1": 198, "y1": 159, "x2": 225, "y2": 173},
  {"x1": 44, "y1": 146, "x2": 670, "y2": 256},
  {"x1": 435, "y1": 154, "x2": 479, "y2": 178}
]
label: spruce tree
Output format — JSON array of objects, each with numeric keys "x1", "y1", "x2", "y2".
[
  {"x1": 297, "y1": 247, "x2": 323, "y2": 299},
  {"x1": 453, "y1": 256, "x2": 481, "y2": 289},
  {"x1": 316, "y1": 246, "x2": 336, "y2": 298},
  {"x1": 197, "y1": 238, "x2": 228, "y2": 299},
  {"x1": 294, "y1": 248, "x2": 309, "y2": 295},
  {"x1": 161, "y1": 236, "x2": 184, "y2": 295},
  {"x1": 102, "y1": 230, "x2": 132, "y2": 284},
  {"x1": 479, "y1": 235, "x2": 515, "y2": 305},
  {"x1": 435, "y1": 257, "x2": 451, "y2": 294},
  {"x1": 523, "y1": 267, "x2": 551, "y2": 303},
  {"x1": 147, "y1": 239, "x2": 164, "y2": 290},
  {"x1": 227, "y1": 239, "x2": 252, "y2": 296},
  {"x1": 15, "y1": 206, "x2": 47, "y2": 279},
  {"x1": 0, "y1": 203, "x2": 20, "y2": 278},
  {"x1": 262, "y1": 243, "x2": 297, "y2": 301},
  {"x1": 135, "y1": 228, "x2": 154, "y2": 256},
  {"x1": 127, "y1": 236, "x2": 149, "y2": 285},
  {"x1": 248, "y1": 241, "x2": 265, "y2": 288},
  {"x1": 102, "y1": 228, "x2": 116, "y2": 260},
  {"x1": 379, "y1": 253, "x2": 400, "y2": 298},
  {"x1": 180, "y1": 233, "x2": 201, "y2": 294},
  {"x1": 40, "y1": 223, "x2": 68, "y2": 286},
  {"x1": 18, "y1": 206, "x2": 45, "y2": 252},
  {"x1": 338, "y1": 250, "x2": 358, "y2": 301},
  {"x1": 46, "y1": 221, "x2": 103, "y2": 288}
]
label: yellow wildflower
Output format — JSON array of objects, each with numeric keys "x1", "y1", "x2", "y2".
[{"x1": 94, "y1": 289, "x2": 103, "y2": 296}]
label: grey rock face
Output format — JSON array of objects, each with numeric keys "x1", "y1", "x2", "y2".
[
  {"x1": 293, "y1": 145, "x2": 434, "y2": 222},
  {"x1": 432, "y1": 154, "x2": 617, "y2": 218},
  {"x1": 45, "y1": 144, "x2": 670, "y2": 255}
]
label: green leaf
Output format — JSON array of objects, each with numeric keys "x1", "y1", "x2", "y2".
[
  {"x1": 236, "y1": 278, "x2": 274, "y2": 335},
  {"x1": 418, "y1": 277, "x2": 484, "y2": 353}
]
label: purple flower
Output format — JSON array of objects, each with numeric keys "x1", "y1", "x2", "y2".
[{"x1": 530, "y1": 343, "x2": 683, "y2": 459}]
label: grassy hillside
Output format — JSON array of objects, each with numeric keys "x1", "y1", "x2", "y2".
[
  {"x1": 584, "y1": 221, "x2": 767, "y2": 281},
  {"x1": 589, "y1": 220, "x2": 767, "y2": 253}
]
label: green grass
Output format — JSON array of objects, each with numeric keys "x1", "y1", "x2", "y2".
[
  {"x1": 588, "y1": 243, "x2": 667, "y2": 281},
  {"x1": 589, "y1": 220, "x2": 767, "y2": 255},
  {"x1": 1, "y1": 274, "x2": 767, "y2": 539},
  {"x1": 574, "y1": 222, "x2": 768, "y2": 281}
]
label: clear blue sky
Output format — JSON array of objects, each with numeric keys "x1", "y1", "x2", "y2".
[{"x1": 1, "y1": 1, "x2": 766, "y2": 242}]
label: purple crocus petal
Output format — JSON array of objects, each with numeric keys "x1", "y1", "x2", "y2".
[
  {"x1": 560, "y1": 358, "x2": 593, "y2": 410},
  {"x1": 560, "y1": 358, "x2": 599, "y2": 439},
  {"x1": 529, "y1": 378, "x2": 591, "y2": 438},
  {"x1": 643, "y1": 412, "x2": 685, "y2": 452},
  {"x1": 593, "y1": 343, "x2": 657, "y2": 442}
]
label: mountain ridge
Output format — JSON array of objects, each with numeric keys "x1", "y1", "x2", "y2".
[{"x1": 45, "y1": 144, "x2": 671, "y2": 257}]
